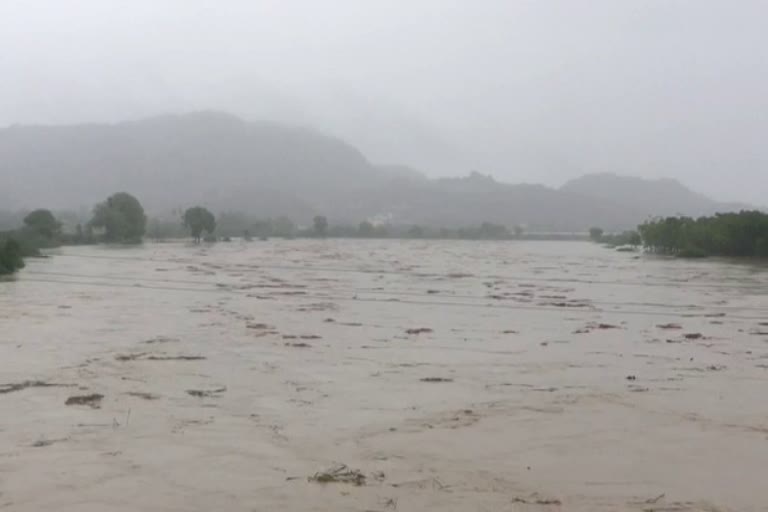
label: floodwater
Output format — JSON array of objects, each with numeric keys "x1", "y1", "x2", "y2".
[{"x1": 1, "y1": 240, "x2": 767, "y2": 511}]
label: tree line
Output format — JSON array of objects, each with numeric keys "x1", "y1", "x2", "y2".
[
  {"x1": 591, "y1": 210, "x2": 768, "y2": 258},
  {"x1": 6, "y1": 190, "x2": 765, "y2": 275},
  {"x1": 1, "y1": 190, "x2": 537, "y2": 274},
  {"x1": 638, "y1": 211, "x2": 768, "y2": 257}
]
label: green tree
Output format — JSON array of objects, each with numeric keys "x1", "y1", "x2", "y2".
[
  {"x1": 90, "y1": 192, "x2": 147, "y2": 243},
  {"x1": 0, "y1": 238, "x2": 24, "y2": 275},
  {"x1": 23, "y1": 209, "x2": 60, "y2": 238},
  {"x1": 513, "y1": 225, "x2": 525, "y2": 238},
  {"x1": 358, "y1": 221, "x2": 374, "y2": 237},
  {"x1": 477, "y1": 222, "x2": 510, "y2": 239},
  {"x1": 216, "y1": 211, "x2": 250, "y2": 237},
  {"x1": 373, "y1": 224, "x2": 390, "y2": 238},
  {"x1": 589, "y1": 227, "x2": 604, "y2": 242},
  {"x1": 408, "y1": 225, "x2": 425, "y2": 238},
  {"x1": 183, "y1": 207, "x2": 216, "y2": 242},
  {"x1": 313, "y1": 215, "x2": 328, "y2": 236},
  {"x1": 251, "y1": 220, "x2": 273, "y2": 239},
  {"x1": 272, "y1": 216, "x2": 296, "y2": 237},
  {"x1": 638, "y1": 211, "x2": 768, "y2": 257}
]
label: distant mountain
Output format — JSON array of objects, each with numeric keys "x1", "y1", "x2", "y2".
[
  {"x1": 0, "y1": 112, "x2": 750, "y2": 231},
  {"x1": 560, "y1": 173, "x2": 749, "y2": 219},
  {"x1": 0, "y1": 111, "x2": 409, "y2": 219}
]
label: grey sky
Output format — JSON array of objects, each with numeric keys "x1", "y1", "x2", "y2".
[{"x1": 1, "y1": 0, "x2": 766, "y2": 203}]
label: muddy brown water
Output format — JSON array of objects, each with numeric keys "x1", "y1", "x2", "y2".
[{"x1": 1, "y1": 240, "x2": 767, "y2": 511}]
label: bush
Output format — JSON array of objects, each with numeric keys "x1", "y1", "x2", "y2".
[{"x1": 0, "y1": 238, "x2": 25, "y2": 275}]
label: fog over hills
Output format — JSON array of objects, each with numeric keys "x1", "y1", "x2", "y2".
[{"x1": 0, "y1": 112, "x2": 753, "y2": 231}]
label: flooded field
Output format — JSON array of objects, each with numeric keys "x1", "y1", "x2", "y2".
[{"x1": 1, "y1": 240, "x2": 767, "y2": 511}]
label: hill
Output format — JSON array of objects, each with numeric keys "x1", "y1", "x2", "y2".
[
  {"x1": 0, "y1": 112, "x2": 749, "y2": 231},
  {"x1": 560, "y1": 173, "x2": 749, "y2": 219},
  {"x1": 0, "y1": 111, "x2": 403, "y2": 219}
]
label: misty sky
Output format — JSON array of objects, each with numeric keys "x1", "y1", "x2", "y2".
[{"x1": 1, "y1": 1, "x2": 766, "y2": 203}]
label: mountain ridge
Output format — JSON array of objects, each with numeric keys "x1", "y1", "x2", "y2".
[{"x1": 0, "y1": 112, "x2": 753, "y2": 231}]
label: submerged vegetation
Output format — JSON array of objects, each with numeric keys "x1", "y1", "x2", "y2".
[
  {"x1": 23, "y1": 209, "x2": 61, "y2": 239},
  {"x1": 0, "y1": 208, "x2": 63, "y2": 275},
  {"x1": 0, "y1": 238, "x2": 25, "y2": 275},
  {"x1": 147, "y1": 212, "x2": 541, "y2": 241},
  {"x1": 2, "y1": 188, "x2": 767, "y2": 276},
  {"x1": 183, "y1": 207, "x2": 216, "y2": 242},
  {"x1": 638, "y1": 211, "x2": 768, "y2": 258},
  {"x1": 90, "y1": 192, "x2": 147, "y2": 244},
  {"x1": 589, "y1": 226, "x2": 641, "y2": 248},
  {"x1": 590, "y1": 211, "x2": 768, "y2": 258},
  {"x1": 601, "y1": 230, "x2": 642, "y2": 248}
]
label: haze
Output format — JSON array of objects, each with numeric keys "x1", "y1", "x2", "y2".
[{"x1": 1, "y1": 0, "x2": 766, "y2": 204}]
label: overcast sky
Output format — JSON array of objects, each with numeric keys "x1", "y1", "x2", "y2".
[{"x1": 1, "y1": 0, "x2": 766, "y2": 203}]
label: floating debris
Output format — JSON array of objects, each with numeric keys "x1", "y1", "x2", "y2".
[
  {"x1": 446, "y1": 272, "x2": 473, "y2": 279},
  {"x1": 246, "y1": 323, "x2": 272, "y2": 330},
  {"x1": 309, "y1": 464, "x2": 367, "y2": 486},
  {"x1": 406, "y1": 328, "x2": 433, "y2": 335},
  {"x1": 0, "y1": 380, "x2": 72, "y2": 395},
  {"x1": 575, "y1": 322, "x2": 622, "y2": 333},
  {"x1": 142, "y1": 336, "x2": 179, "y2": 344},
  {"x1": 147, "y1": 355, "x2": 206, "y2": 361},
  {"x1": 65, "y1": 393, "x2": 104, "y2": 408},
  {"x1": 512, "y1": 496, "x2": 562, "y2": 506},
  {"x1": 420, "y1": 377, "x2": 453, "y2": 383},
  {"x1": 31, "y1": 437, "x2": 68, "y2": 448},
  {"x1": 116, "y1": 353, "x2": 148, "y2": 361},
  {"x1": 116, "y1": 353, "x2": 205, "y2": 361},
  {"x1": 543, "y1": 300, "x2": 592, "y2": 308},
  {"x1": 127, "y1": 392, "x2": 159, "y2": 400},
  {"x1": 594, "y1": 323, "x2": 620, "y2": 330},
  {"x1": 186, "y1": 387, "x2": 226, "y2": 398}
]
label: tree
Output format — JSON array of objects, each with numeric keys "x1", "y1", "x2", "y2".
[
  {"x1": 589, "y1": 227, "x2": 604, "y2": 242},
  {"x1": 638, "y1": 211, "x2": 768, "y2": 257},
  {"x1": 251, "y1": 220, "x2": 273, "y2": 239},
  {"x1": 477, "y1": 222, "x2": 510, "y2": 239},
  {"x1": 358, "y1": 221, "x2": 374, "y2": 237},
  {"x1": 23, "y1": 209, "x2": 60, "y2": 238},
  {"x1": 0, "y1": 238, "x2": 24, "y2": 275},
  {"x1": 373, "y1": 225, "x2": 390, "y2": 238},
  {"x1": 216, "y1": 211, "x2": 250, "y2": 237},
  {"x1": 408, "y1": 225, "x2": 425, "y2": 238},
  {"x1": 272, "y1": 216, "x2": 296, "y2": 237},
  {"x1": 90, "y1": 192, "x2": 147, "y2": 243},
  {"x1": 183, "y1": 207, "x2": 216, "y2": 242},
  {"x1": 313, "y1": 215, "x2": 328, "y2": 236},
  {"x1": 513, "y1": 225, "x2": 525, "y2": 238}
]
